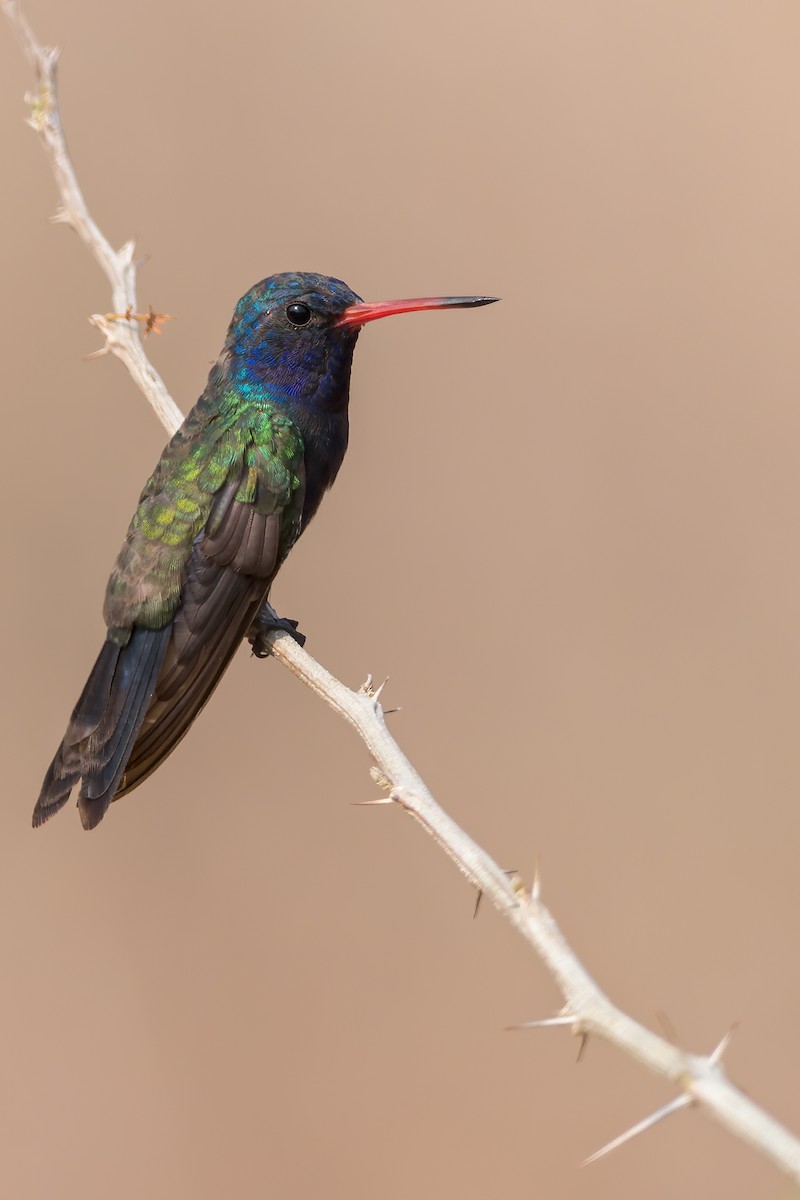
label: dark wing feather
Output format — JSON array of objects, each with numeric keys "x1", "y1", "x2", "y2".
[
  {"x1": 114, "y1": 543, "x2": 267, "y2": 796},
  {"x1": 202, "y1": 503, "x2": 281, "y2": 576},
  {"x1": 114, "y1": 471, "x2": 298, "y2": 799}
]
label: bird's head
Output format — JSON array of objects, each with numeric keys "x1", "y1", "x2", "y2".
[{"x1": 225, "y1": 271, "x2": 498, "y2": 410}]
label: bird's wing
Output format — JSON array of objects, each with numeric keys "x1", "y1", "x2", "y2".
[
  {"x1": 112, "y1": 423, "x2": 306, "y2": 803},
  {"x1": 34, "y1": 408, "x2": 306, "y2": 829}
]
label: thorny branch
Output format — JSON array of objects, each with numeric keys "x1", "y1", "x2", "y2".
[
  {"x1": 2, "y1": 0, "x2": 183, "y2": 435},
  {"x1": 5, "y1": 0, "x2": 800, "y2": 1186}
]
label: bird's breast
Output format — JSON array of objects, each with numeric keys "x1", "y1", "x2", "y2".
[{"x1": 295, "y1": 407, "x2": 349, "y2": 527}]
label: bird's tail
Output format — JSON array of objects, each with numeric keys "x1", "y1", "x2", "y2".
[{"x1": 33, "y1": 625, "x2": 171, "y2": 830}]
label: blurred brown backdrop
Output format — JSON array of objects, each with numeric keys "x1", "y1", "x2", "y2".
[{"x1": 2, "y1": 2, "x2": 800, "y2": 1197}]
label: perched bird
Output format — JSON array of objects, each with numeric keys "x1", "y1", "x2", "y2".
[{"x1": 34, "y1": 272, "x2": 498, "y2": 829}]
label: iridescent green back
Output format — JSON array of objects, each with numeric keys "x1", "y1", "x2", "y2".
[{"x1": 103, "y1": 394, "x2": 305, "y2": 636}]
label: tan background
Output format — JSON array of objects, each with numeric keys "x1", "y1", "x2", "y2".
[{"x1": 2, "y1": 2, "x2": 800, "y2": 1196}]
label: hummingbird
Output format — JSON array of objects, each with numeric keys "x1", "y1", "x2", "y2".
[{"x1": 34, "y1": 272, "x2": 498, "y2": 829}]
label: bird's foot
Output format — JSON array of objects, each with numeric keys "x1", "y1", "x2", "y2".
[{"x1": 248, "y1": 602, "x2": 306, "y2": 658}]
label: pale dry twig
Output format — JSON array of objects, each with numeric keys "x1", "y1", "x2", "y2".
[{"x1": 2, "y1": 0, "x2": 183, "y2": 435}]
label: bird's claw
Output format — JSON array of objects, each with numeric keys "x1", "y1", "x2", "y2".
[{"x1": 248, "y1": 602, "x2": 306, "y2": 657}]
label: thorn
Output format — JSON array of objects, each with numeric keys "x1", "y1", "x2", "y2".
[
  {"x1": 351, "y1": 796, "x2": 395, "y2": 807},
  {"x1": 371, "y1": 676, "x2": 389, "y2": 703},
  {"x1": 576, "y1": 1032, "x2": 589, "y2": 1063},
  {"x1": 709, "y1": 1022, "x2": 738, "y2": 1066},
  {"x1": 506, "y1": 1014, "x2": 575, "y2": 1031},
  {"x1": 360, "y1": 674, "x2": 374, "y2": 695},
  {"x1": 49, "y1": 206, "x2": 71, "y2": 225},
  {"x1": 83, "y1": 345, "x2": 110, "y2": 361},
  {"x1": 582, "y1": 1094, "x2": 692, "y2": 1167},
  {"x1": 473, "y1": 868, "x2": 520, "y2": 920},
  {"x1": 118, "y1": 239, "x2": 136, "y2": 265},
  {"x1": 383, "y1": 706, "x2": 402, "y2": 715}
]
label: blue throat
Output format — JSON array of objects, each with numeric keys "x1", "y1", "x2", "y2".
[{"x1": 231, "y1": 333, "x2": 356, "y2": 414}]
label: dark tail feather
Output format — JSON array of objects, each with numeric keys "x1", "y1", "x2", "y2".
[
  {"x1": 33, "y1": 640, "x2": 122, "y2": 828},
  {"x1": 33, "y1": 626, "x2": 171, "y2": 830},
  {"x1": 78, "y1": 627, "x2": 172, "y2": 829},
  {"x1": 114, "y1": 545, "x2": 263, "y2": 798}
]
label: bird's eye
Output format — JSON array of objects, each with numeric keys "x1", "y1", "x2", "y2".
[{"x1": 286, "y1": 302, "x2": 312, "y2": 327}]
